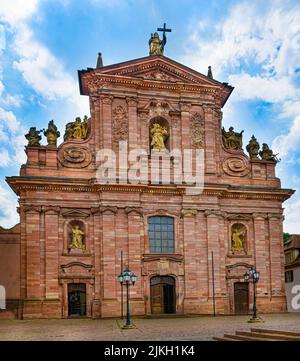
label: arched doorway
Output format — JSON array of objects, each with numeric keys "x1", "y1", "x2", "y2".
[
  {"x1": 151, "y1": 276, "x2": 175, "y2": 314},
  {"x1": 68, "y1": 283, "x2": 86, "y2": 317}
]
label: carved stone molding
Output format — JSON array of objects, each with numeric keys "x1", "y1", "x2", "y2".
[
  {"x1": 181, "y1": 209, "x2": 197, "y2": 217},
  {"x1": 61, "y1": 209, "x2": 90, "y2": 218},
  {"x1": 112, "y1": 105, "x2": 128, "y2": 148},
  {"x1": 204, "y1": 209, "x2": 226, "y2": 218},
  {"x1": 142, "y1": 254, "x2": 183, "y2": 263},
  {"x1": 191, "y1": 112, "x2": 205, "y2": 149},
  {"x1": 252, "y1": 213, "x2": 268, "y2": 220},
  {"x1": 43, "y1": 205, "x2": 60, "y2": 214},
  {"x1": 91, "y1": 96, "x2": 100, "y2": 107},
  {"x1": 24, "y1": 205, "x2": 42, "y2": 213},
  {"x1": 91, "y1": 207, "x2": 101, "y2": 215},
  {"x1": 58, "y1": 145, "x2": 92, "y2": 168},
  {"x1": 268, "y1": 213, "x2": 284, "y2": 220},
  {"x1": 226, "y1": 214, "x2": 252, "y2": 221},
  {"x1": 101, "y1": 95, "x2": 114, "y2": 105},
  {"x1": 126, "y1": 97, "x2": 138, "y2": 106},
  {"x1": 100, "y1": 206, "x2": 118, "y2": 215},
  {"x1": 125, "y1": 206, "x2": 143, "y2": 216},
  {"x1": 179, "y1": 102, "x2": 191, "y2": 112},
  {"x1": 222, "y1": 156, "x2": 250, "y2": 177}
]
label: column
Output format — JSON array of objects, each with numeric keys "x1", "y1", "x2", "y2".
[
  {"x1": 268, "y1": 213, "x2": 286, "y2": 307},
  {"x1": 205, "y1": 209, "x2": 224, "y2": 313},
  {"x1": 126, "y1": 207, "x2": 144, "y2": 315},
  {"x1": 180, "y1": 102, "x2": 191, "y2": 152},
  {"x1": 203, "y1": 105, "x2": 216, "y2": 174},
  {"x1": 44, "y1": 206, "x2": 60, "y2": 317},
  {"x1": 91, "y1": 207, "x2": 101, "y2": 318},
  {"x1": 182, "y1": 209, "x2": 199, "y2": 313},
  {"x1": 253, "y1": 213, "x2": 268, "y2": 295},
  {"x1": 24, "y1": 205, "x2": 42, "y2": 317},
  {"x1": 91, "y1": 96, "x2": 101, "y2": 150},
  {"x1": 101, "y1": 207, "x2": 117, "y2": 316},
  {"x1": 127, "y1": 97, "x2": 138, "y2": 151},
  {"x1": 101, "y1": 95, "x2": 113, "y2": 149}
]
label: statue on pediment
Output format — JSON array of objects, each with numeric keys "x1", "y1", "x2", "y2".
[
  {"x1": 222, "y1": 126, "x2": 244, "y2": 150},
  {"x1": 246, "y1": 135, "x2": 260, "y2": 160},
  {"x1": 150, "y1": 123, "x2": 168, "y2": 151},
  {"x1": 149, "y1": 32, "x2": 164, "y2": 56},
  {"x1": 25, "y1": 127, "x2": 42, "y2": 147},
  {"x1": 259, "y1": 143, "x2": 280, "y2": 162},
  {"x1": 44, "y1": 120, "x2": 60, "y2": 147},
  {"x1": 63, "y1": 116, "x2": 90, "y2": 141}
]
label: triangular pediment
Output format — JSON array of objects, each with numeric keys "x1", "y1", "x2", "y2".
[
  {"x1": 96, "y1": 56, "x2": 220, "y2": 86},
  {"x1": 61, "y1": 209, "x2": 90, "y2": 218}
]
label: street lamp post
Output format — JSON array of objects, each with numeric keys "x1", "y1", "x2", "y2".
[
  {"x1": 244, "y1": 267, "x2": 263, "y2": 323},
  {"x1": 118, "y1": 267, "x2": 137, "y2": 329}
]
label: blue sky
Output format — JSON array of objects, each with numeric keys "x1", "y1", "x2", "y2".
[{"x1": 0, "y1": 0, "x2": 299, "y2": 232}]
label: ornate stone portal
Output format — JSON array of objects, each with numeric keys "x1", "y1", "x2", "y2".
[{"x1": 3, "y1": 32, "x2": 294, "y2": 320}]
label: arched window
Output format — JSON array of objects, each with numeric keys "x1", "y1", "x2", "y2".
[{"x1": 148, "y1": 216, "x2": 174, "y2": 253}]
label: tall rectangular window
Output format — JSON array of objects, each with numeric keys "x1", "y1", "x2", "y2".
[{"x1": 148, "y1": 216, "x2": 174, "y2": 253}]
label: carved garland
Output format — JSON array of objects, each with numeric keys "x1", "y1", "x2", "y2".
[
  {"x1": 191, "y1": 112, "x2": 205, "y2": 149},
  {"x1": 112, "y1": 105, "x2": 128, "y2": 149}
]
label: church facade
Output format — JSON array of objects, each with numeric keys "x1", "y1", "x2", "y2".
[{"x1": 3, "y1": 39, "x2": 294, "y2": 319}]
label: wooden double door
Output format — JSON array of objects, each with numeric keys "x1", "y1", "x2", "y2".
[
  {"x1": 234, "y1": 282, "x2": 249, "y2": 314},
  {"x1": 68, "y1": 283, "x2": 86, "y2": 317},
  {"x1": 151, "y1": 276, "x2": 176, "y2": 314}
]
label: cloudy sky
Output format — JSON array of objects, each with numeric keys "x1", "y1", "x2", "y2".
[{"x1": 0, "y1": 0, "x2": 299, "y2": 232}]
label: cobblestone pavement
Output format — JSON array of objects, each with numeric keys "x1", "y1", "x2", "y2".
[{"x1": 0, "y1": 313, "x2": 300, "y2": 341}]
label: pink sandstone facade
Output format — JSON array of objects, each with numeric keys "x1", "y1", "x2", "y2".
[{"x1": 3, "y1": 54, "x2": 294, "y2": 319}]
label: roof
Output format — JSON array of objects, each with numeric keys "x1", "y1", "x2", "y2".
[
  {"x1": 284, "y1": 234, "x2": 300, "y2": 250},
  {"x1": 78, "y1": 55, "x2": 234, "y2": 107}
]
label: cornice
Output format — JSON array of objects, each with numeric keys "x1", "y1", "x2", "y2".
[
  {"x1": 7, "y1": 177, "x2": 294, "y2": 201},
  {"x1": 90, "y1": 74, "x2": 219, "y2": 95}
]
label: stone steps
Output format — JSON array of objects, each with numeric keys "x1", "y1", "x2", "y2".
[{"x1": 214, "y1": 328, "x2": 300, "y2": 341}]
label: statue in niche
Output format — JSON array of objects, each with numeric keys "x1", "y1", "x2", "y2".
[
  {"x1": 222, "y1": 126, "x2": 244, "y2": 150},
  {"x1": 44, "y1": 120, "x2": 60, "y2": 147},
  {"x1": 231, "y1": 223, "x2": 246, "y2": 253},
  {"x1": 63, "y1": 116, "x2": 90, "y2": 141},
  {"x1": 25, "y1": 127, "x2": 42, "y2": 146},
  {"x1": 259, "y1": 143, "x2": 280, "y2": 162},
  {"x1": 150, "y1": 123, "x2": 168, "y2": 151},
  {"x1": 246, "y1": 135, "x2": 260, "y2": 160},
  {"x1": 68, "y1": 225, "x2": 85, "y2": 251}
]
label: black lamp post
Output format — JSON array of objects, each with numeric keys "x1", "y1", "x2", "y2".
[
  {"x1": 244, "y1": 267, "x2": 263, "y2": 323},
  {"x1": 118, "y1": 267, "x2": 137, "y2": 329}
]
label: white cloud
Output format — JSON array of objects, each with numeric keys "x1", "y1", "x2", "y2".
[
  {"x1": 0, "y1": 184, "x2": 19, "y2": 228},
  {"x1": 0, "y1": 148, "x2": 10, "y2": 166},
  {"x1": 228, "y1": 73, "x2": 298, "y2": 103},
  {"x1": 272, "y1": 115, "x2": 300, "y2": 157},
  {"x1": 0, "y1": 0, "x2": 39, "y2": 27},
  {"x1": 0, "y1": 107, "x2": 22, "y2": 133}
]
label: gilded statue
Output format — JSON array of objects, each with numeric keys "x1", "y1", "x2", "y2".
[
  {"x1": 149, "y1": 24, "x2": 171, "y2": 56},
  {"x1": 259, "y1": 143, "x2": 280, "y2": 162},
  {"x1": 44, "y1": 120, "x2": 60, "y2": 147},
  {"x1": 69, "y1": 225, "x2": 85, "y2": 251},
  {"x1": 25, "y1": 127, "x2": 42, "y2": 146},
  {"x1": 231, "y1": 224, "x2": 246, "y2": 253},
  {"x1": 222, "y1": 126, "x2": 244, "y2": 150},
  {"x1": 246, "y1": 135, "x2": 260, "y2": 160},
  {"x1": 63, "y1": 116, "x2": 90, "y2": 141},
  {"x1": 150, "y1": 123, "x2": 168, "y2": 151}
]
